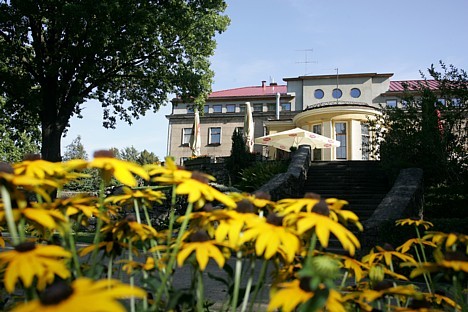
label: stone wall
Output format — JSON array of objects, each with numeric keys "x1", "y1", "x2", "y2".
[
  {"x1": 361, "y1": 168, "x2": 424, "y2": 249},
  {"x1": 256, "y1": 145, "x2": 311, "y2": 200}
]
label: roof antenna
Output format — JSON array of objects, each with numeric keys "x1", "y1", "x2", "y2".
[
  {"x1": 335, "y1": 68, "x2": 339, "y2": 104},
  {"x1": 296, "y1": 49, "x2": 317, "y2": 75}
]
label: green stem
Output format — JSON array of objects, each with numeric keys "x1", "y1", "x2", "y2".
[
  {"x1": 107, "y1": 255, "x2": 113, "y2": 281},
  {"x1": 340, "y1": 271, "x2": 349, "y2": 289},
  {"x1": 241, "y1": 257, "x2": 256, "y2": 312},
  {"x1": 412, "y1": 245, "x2": 432, "y2": 294},
  {"x1": 167, "y1": 185, "x2": 177, "y2": 245},
  {"x1": 89, "y1": 179, "x2": 106, "y2": 277},
  {"x1": 133, "y1": 198, "x2": 142, "y2": 223},
  {"x1": 415, "y1": 226, "x2": 434, "y2": 290},
  {"x1": 0, "y1": 186, "x2": 20, "y2": 245},
  {"x1": 154, "y1": 202, "x2": 194, "y2": 309},
  {"x1": 306, "y1": 232, "x2": 318, "y2": 266},
  {"x1": 249, "y1": 260, "x2": 268, "y2": 312},
  {"x1": 68, "y1": 231, "x2": 82, "y2": 277},
  {"x1": 232, "y1": 250, "x2": 243, "y2": 312},
  {"x1": 196, "y1": 269, "x2": 205, "y2": 312},
  {"x1": 129, "y1": 240, "x2": 135, "y2": 312}
]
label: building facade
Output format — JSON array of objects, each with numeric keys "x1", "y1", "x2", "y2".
[{"x1": 166, "y1": 73, "x2": 427, "y2": 164}]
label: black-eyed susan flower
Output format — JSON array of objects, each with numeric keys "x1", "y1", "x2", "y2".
[
  {"x1": 363, "y1": 245, "x2": 417, "y2": 267},
  {"x1": 12, "y1": 278, "x2": 146, "y2": 312},
  {"x1": 409, "y1": 250, "x2": 468, "y2": 277},
  {"x1": 396, "y1": 238, "x2": 437, "y2": 254},
  {"x1": 177, "y1": 230, "x2": 228, "y2": 270},
  {"x1": 268, "y1": 279, "x2": 313, "y2": 312},
  {"x1": 102, "y1": 215, "x2": 159, "y2": 243},
  {"x1": 0, "y1": 242, "x2": 71, "y2": 293},
  {"x1": 148, "y1": 156, "x2": 196, "y2": 184},
  {"x1": 423, "y1": 231, "x2": 468, "y2": 250},
  {"x1": 54, "y1": 196, "x2": 99, "y2": 224},
  {"x1": 13, "y1": 155, "x2": 66, "y2": 179},
  {"x1": 396, "y1": 218, "x2": 434, "y2": 230},
  {"x1": 175, "y1": 172, "x2": 236, "y2": 209},
  {"x1": 241, "y1": 213, "x2": 300, "y2": 262},
  {"x1": 229, "y1": 191, "x2": 275, "y2": 211},
  {"x1": 333, "y1": 254, "x2": 369, "y2": 283},
  {"x1": 88, "y1": 150, "x2": 149, "y2": 187},
  {"x1": 286, "y1": 212, "x2": 360, "y2": 256},
  {"x1": 105, "y1": 187, "x2": 165, "y2": 206}
]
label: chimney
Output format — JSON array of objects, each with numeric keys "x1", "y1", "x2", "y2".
[{"x1": 261, "y1": 80, "x2": 266, "y2": 88}]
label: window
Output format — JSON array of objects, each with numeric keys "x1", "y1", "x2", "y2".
[
  {"x1": 335, "y1": 122, "x2": 347, "y2": 159},
  {"x1": 226, "y1": 104, "x2": 236, "y2": 113},
  {"x1": 180, "y1": 157, "x2": 189, "y2": 165},
  {"x1": 281, "y1": 103, "x2": 291, "y2": 111},
  {"x1": 182, "y1": 128, "x2": 192, "y2": 145},
  {"x1": 312, "y1": 124, "x2": 322, "y2": 135},
  {"x1": 267, "y1": 103, "x2": 276, "y2": 112},
  {"x1": 204, "y1": 105, "x2": 209, "y2": 113},
  {"x1": 253, "y1": 104, "x2": 263, "y2": 112},
  {"x1": 187, "y1": 106, "x2": 194, "y2": 114},
  {"x1": 235, "y1": 127, "x2": 243, "y2": 135},
  {"x1": 213, "y1": 105, "x2": 222, "y2": 113},
  {"x1": 350, "y1": 88, "x2": 361, "y2": 98},
  {"x1": 314, "y1": 89, "x2": 324, "y2": 99},
  {"x1": 240, "y1": 105, "x2": 246, "y2": 113},
  {"x1": 209, "y1": 127, "x2": 221, "y2": 145},
  {"x1": 451, "y1": 98, "x2": 462, "y2": 107},
  {"x1": 332, "y1": 88, "x2": 342, "y2": 99},
  {"x1": 386, "y1": 99, "x2": 397, "y2": 108},
  {"x1": 312, "y1": 124, "x2": 322, "y2": 161},
  {"x1": 437, "y1": 99, "x2": 446, "y2": 106}
]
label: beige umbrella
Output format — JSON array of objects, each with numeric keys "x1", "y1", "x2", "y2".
[
  {"x1": 243, "y1": 102, "x2": 254, "y2": 153},
  {"x1": 189, "y1": 110, "x2": 201, "y2": 157},
  {"x1": 254, "y1": 127, "x2": 340, "y2": 151}
]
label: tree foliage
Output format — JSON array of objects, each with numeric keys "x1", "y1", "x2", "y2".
[
  {"x1": 0, "y1": 0, "x2": 229, "y2": 161},
  {"x1": 62, "y1": 135, "x2": 88, "y2": 161},
  {"x1": 225, "y1": 129, "x2": 255, "y2": 185},
  {"x1": 370, "y1": 62, "x2": 468, "y2": 186}
]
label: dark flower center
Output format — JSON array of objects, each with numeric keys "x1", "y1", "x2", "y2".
[
  {"x1": 93, "y1": 150, "x2": 115, "y2": 158},
  {"x1": 312, "y1": 200, "x2": 329, "y2": 216},
  {"x1": 236, "y1": 199, "x2": 255, "y2": 214},
  {"x1": 23, "y1": 153, "x2": 41, "y2": 161},
  {"x1": 445, "y1": 250, "x2": 468, "y2": 262},
  {"x1": 383, "y1": 243, "x2": 394, "y2": 251},
  {"x1": 266, "y1": 213, "x2": 284, "y2": 226},
  {"x1": 304, "y1": 192, "x2": 321, "y2": 200},
  {"x1": 14, "y1": 242, "x2": 36, "y2": 252},
  {"x1": 0, "y1": 162, "x2": 14, "y2": 174},
  {"x1": 191, "y1": 171, "x2": 209, "y2": 184},
  {"x1": 298, "y1": 277, "x2": 312, "y2": 292},
  {"x1": 253, "y1": 191, "x2": 271, "y2": 201},
  {"x1": 125, "y1": 214, "x2": 137, "y2": 222},
  {"x1": 40, "y1": 280, "x2": 74, "y2": 306},
  {"x1": 189, "y1": 230, "x2": 210, "y2": 242},
  {"x1": 372, "y1": 280, "x2": 393, "y2": 291}
]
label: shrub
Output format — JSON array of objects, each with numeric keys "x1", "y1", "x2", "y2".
[{"x1": 237, "y1": 160, "x2": 289, "y2": 192}]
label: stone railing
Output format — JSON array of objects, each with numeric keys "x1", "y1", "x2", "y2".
[
  {"x1": 361, "y1": 168, "x2": 424, "y2": 248},
  {"x1": 256, "y1": 145, "x2": 311, "y2": 200}
]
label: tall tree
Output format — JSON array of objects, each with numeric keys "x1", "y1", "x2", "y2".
[
  {"x1": 371, "y1": 62, "x2": 467, "y2": 185},
  {"x1": 62, "y1": 135, "x2": 88, "y2": 160},
  {"x1": 0, "y1": 0, "x2": 229, "y2": 161}
]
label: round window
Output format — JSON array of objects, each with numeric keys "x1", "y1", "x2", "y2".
[
  {"x1": 332, "y1": 88, "x2": 342, "y2": 99},
  {"x1": 350, "y1": 88, "x2": 361, "y2": 98},
  {"x1": 314, "y1": 89, "x2": 324, "y2": 99}
]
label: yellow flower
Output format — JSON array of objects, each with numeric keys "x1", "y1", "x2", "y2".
[
  {"x1": 333, "y1": 254, "x2": 369, "y2": 283},
  {"x1": 409, "y1": 250, "x2": 468, "y2": 277},
  {"x1": 175, "y1": 173, "x2": 236, "y2": 209},
  {"x1": 268, "y1": 279, "x2": 313, "y2": 312},
  {"x1": 363, "y1": 245, "x2": 417, "y2": 267},
  {"x1": 118, "y1": 257, "x2": 156, "y2": 274},
  {"x1": 177, "y1": 230, "x2": 227, "y2": 270},
  {"x1": 396, "y1": 218, "x2": 434, "y2": 230},
  {"x1": 105, "y1": 186, "x2": 165, "y2": 205},
  {"x1": 0, "y1": 205, "x2": 67, "y2": 233},
  {"x1": 214, "y1": 210, "x2": 259, "y2": 248},
  {"x1": 148, "y1": 156, "x2": 198, "y2": 184},
  {"x1": 286, "y1": 212, "x2": 360, "y2": 256},
  {"x1": 423, "y1": 231, "x2": 468, "y2": 250},
  {"x1": 88, "y1": 150, "x2": 149, "y2": 187},
  {"x1": 0, "y1": 242, "x2": 71, "y2": 293},
  {"x1": 13, "y1": 157, "x2": 65, "y2": 179},
  {"x1": 396, "y1": 238, "x2": 437, "y2": 254},
  {"x1": 102, "y1": 215, "x2": 159, "y2": 243},
  {"x1": 275, "y1": 197, "x2": 320, "y2": 214},
  {"x1": 229, "y1": 191, "x2": 275, "y2": 211},
  {"x1": 12, "y1": 278, "x2": 146, "y2": 312},
  {"x1": 241, "y1": 213, "x2": 300, "y2": 262},
  {"x1": 54, "y1": 196, "x2": 99, "y2": 223}
]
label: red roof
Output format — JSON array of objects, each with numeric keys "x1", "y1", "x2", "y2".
[
  {"x1": 389, "y1": 80, "x2": 439, "y2": 92},
  {"x1": 209, "y1": 84, "x2": 287, "y2": 98}
]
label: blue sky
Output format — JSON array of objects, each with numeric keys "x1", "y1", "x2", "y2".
[{"x1": 62, "y1": 0, "x2": 468, "y2": 159}]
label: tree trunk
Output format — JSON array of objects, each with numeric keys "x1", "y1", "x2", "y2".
[{"x1": 41, "y1": 122, "x2": 63, "y2": 162}]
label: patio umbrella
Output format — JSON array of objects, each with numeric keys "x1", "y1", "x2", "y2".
[
  {"x1": 189, "y1": 110, "x2": 201, "y2": 157},
  {"x1": 243, "y1": 102, "x2": 254, "y2": 153},
  {"x1": 254, "y1": 127, "x2": 340, "y2": 152}
]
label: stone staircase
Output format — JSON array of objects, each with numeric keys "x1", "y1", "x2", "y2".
[{"x1": 305, "y1": 161, "x2": 390, "y2": 222}]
